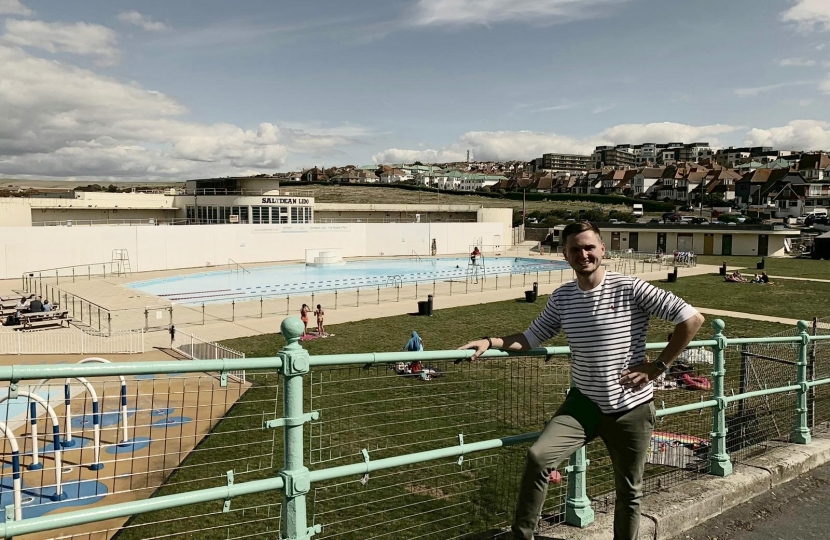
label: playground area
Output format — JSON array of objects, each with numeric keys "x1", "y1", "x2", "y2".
[{"x1": 0, "y1": 355, "x2": 250, "y2": 540}]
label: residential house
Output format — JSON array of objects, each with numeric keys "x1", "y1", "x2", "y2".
[
  {"x1": 631, "y1": 167, "x2": 665, "y2": 197},
  {"x1": 459, "y1": 173, "x2": 507, "y2": 191},
  {"x1": 798, "y1": 153, "x2": 830, "y2": 181},
  {"x1": 734, "y1": 168, "x2": 792, "y2": 207},
  {"x1": 380, "y1": 168, "x2": 411, "y2": 184}
]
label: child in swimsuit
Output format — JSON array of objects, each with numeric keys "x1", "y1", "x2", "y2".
[
  {"x1": 314, "y1": 304, "x2": 325, "y2": 336},
  {"x1": 300, "y1": 304, "x2": 310, "y2": 335}
]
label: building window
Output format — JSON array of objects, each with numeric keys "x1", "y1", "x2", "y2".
[
  {"x1": 290, "y1": 206, "x2": 312, "y2": 224},
  {"x1": 252, "y1": 206, "x2": 264, "y2": 224}
]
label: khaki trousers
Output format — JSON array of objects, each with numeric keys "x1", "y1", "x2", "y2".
[{"x1": 512, "y1": 388, "x2": 656, "y2": 540}]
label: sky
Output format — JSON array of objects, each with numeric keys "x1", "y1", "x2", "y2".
[{"x1": 2, "y1": 0, "x2": 830, "y2": 181}]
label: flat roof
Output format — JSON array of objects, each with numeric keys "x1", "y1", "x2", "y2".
[{"x1": 596, "y1": 222, "x2": 800, "y2": 235}]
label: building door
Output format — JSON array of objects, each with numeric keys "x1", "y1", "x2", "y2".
[
  {"x1": 677, "y1": 233, "x2": 694, "y2": 252},
  {"x1": 611, "y1": 232, "x2": 621, "y2": 251},
  {"x1": 629, "y1": 232, "x2": 639, "y2": 252},
  {"x1": 722, "y1": 234, "x2": 732, "y2": 256},
  {"x1": 703, "y1": 234, "x2": 714, "y2": 255},
  {"x1": 758, "y1": 234, "x2": 769, "y2": 256},
  {"x1": 657, "y1": 233, "x2": 667, "y2": 253}
]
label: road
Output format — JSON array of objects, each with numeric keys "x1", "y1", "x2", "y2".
[{"x1": 672, "y1": 462, "x2": 830, "y2": 540}]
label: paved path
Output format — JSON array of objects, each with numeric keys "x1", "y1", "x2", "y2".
[
  {"x1": 695, "y1": 307, "x2": 801, "y2": 325},
  {"x1": 672, "y1": 461, "x2": 830, "y2": 540},
  {"x1": 768, "y1": 275, "x2": 830, "y2": 283}
]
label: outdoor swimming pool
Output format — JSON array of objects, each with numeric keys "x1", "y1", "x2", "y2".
[{"x1": 128, "y1": 257, "x2": 570, "y2": 305}]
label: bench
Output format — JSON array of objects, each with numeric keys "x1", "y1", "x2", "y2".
[{"x1": 19, "y1": 311, "x2": 72, "y2": 330}]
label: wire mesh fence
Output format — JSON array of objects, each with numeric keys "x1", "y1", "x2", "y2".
[
  {"x1": 307, "y1": 357, "x2": 572, "y2": 539},
  {"x1": 0, "y1": 324, "x2": 828, "y2": 540},
  {"x1": 0, "y1": 368, "x2": 279, "y2": 540}
]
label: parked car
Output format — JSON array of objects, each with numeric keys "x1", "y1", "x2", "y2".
[
  {"x1": 690, "y1": 217, "x2": 709, "y2": 225},
  {"x1": 680, "y1": 205, "x2": 694, "y2": 212},
  {"x1": 649, "y1": 218, "x2": 660, "y2": 224}
]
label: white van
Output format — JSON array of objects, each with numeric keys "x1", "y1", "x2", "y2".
[
  {"x1": 796, "y1": 208, "x2": 828, "y2": 224},
  {"x1": 632, "y1": 203, "x2": 644, "y2": 217}
]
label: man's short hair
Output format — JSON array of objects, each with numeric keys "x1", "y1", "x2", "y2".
[{"x1": 561, "y1": 221, "x2": 602, "y2": 247}]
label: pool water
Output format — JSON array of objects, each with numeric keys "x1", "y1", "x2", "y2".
[{"x1": 127, "y1": 257, "x2": 570, "y2": 305}]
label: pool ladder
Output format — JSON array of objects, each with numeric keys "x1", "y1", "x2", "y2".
[
  {"x1": 228, "y1": 258, "x2": 251, "y2": 275},
  {"x1": 385, "y1": 275, "x2": 403, "y2": 288}
]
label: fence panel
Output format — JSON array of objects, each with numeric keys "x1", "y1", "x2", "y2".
[{"x1": 0, "y1": 329, "x2": 143, "y2": 355}]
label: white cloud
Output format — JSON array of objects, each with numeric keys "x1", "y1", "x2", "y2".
[
  {"x1": 2, "y1": 20, "x2": 120, "y2": 66},
  {"x1": 0, "y1": 45, "x2": 368, "y2": 180},
  {"x1": 781, "y1": 0, "x2": 830, "y2": 32},
  {"x1": 410, "y1": 0, "x2": 629, "y2": 26},
  {"x1": 117, "y1": 10, "x2": 169, "y2": 32},
  {"x1": 0, "y1": 0, "x2": 31, "y2": 16},
  {"x1": 822, "y1": 73, "x2": 830, "y2": 93},
  {"x1": 734, "y1": 80, "x2": 813, "y2": 97},
  {"x1": 744, "y1": 120, "x2": 830, "y2": 150},
  {"x1": 780, "y1": 57, "x2": 817, "y2": 66},
  {"x1": 373, "y1": 122, "x2": 741, "y2": 163}
]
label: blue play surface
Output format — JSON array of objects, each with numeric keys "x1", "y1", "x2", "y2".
[
  {"x1": 70, "y1": 409, "x2": 136, "y2": 429},
  {"x1": 151, "y1": 408, "x2": 175, "y2": 417},
  {"x1": 105, "y1": 436, "x2": 152, "y2": 455},
  {"x1": 0, "y1": 479, "x2": 107, "y2": 519},
  {"x1": 151, "y1": 416, "x2": 191, "y2": 428}
]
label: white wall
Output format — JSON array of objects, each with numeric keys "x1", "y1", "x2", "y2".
[{"x1": 0, "y1": 222, "x2": 504, "y2": 279}]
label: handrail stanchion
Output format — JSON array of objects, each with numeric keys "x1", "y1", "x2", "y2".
[
  {"x1": 708, "y1": 319, "x2": 732, "y2": 476},
  {"x1": 791, "y1": 320, "x2": 812, "y2": 445},
  {"x1": 277, "y1": 317, "x2": 318, "y2": 540},
  {"x1": 564, "y1": 387, "x2": 594, "y2": 527}
]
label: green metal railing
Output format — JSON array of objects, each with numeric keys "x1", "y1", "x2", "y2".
[{"x1": 0, "y1": 318, "x2": 829, "y2": 539}]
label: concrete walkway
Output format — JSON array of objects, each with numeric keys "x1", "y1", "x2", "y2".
[
  {"x1": 768, "y1": 275, "x2": 830, "y2": 283},
  {"x1": 539, "y1": 436, "x2": 830, "y2": 540},
  {"x1": 695, "y1": 307, "x2": 801, "y2": 326},
  {"x1": 671, "y1": 460, "x2": 830, "y2": 540},
  {"x1": 149, "y1": 263, "x2": 721, "y2": 349}
]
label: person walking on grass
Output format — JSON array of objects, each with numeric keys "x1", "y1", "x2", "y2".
[{"x1": 458, "y1": 221, "x2": 705, "y2": 540}]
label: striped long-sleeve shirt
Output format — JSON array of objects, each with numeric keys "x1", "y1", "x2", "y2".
[{"x1": 523, "y1": 271, "x2": 699, "y2": 413}]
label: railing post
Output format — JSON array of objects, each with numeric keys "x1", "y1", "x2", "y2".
[
  {"x1": 565, "y1": 445, "x2": 594, "y2": 527},
  {"x1": 261, "y1": 297, "x2": 264, "y2": 319},
  {"x1": 107, "y1": 313, "x2": 111, "y2": 335},
  {"x1": 278, "y1": 317, "x2": 317, "y2": 540},
  {"x1": 708, "y1": 319, "x2": 732, "y2": 476},
  {"x1": 791, "y1": 320, "x2": 812, "y2": 445}
]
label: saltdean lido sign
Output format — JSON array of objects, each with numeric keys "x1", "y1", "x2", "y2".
[{"x1": 260, "y1": 197, "x2": 312, "y2": 205}]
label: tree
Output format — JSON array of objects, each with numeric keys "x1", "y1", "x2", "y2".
[{"x1": 702, "y1": 192, "x2": 725, "y2": 206}]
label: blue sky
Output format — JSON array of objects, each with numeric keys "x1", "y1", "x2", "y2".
[{"x1": 1, "y1": 0, "x2": 830, "y2": 180}]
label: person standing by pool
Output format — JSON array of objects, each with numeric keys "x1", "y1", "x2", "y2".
[
  {"x1": 457, "y1": 221, "x2": 704, "y2": 540},
  {"x1": 314, "y1": 304, "x2": 325, "y2": 336},
  {"x1": 470, "y1": 246, "x2": 482, "y2": 265},
  {"x1": 300, "y1": 304, "x2": 310, "y2": 335}
]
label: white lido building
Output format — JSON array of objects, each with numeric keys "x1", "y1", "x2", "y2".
[{"x1": 0, "y1": 177, "x2": 517, "y2": 279}]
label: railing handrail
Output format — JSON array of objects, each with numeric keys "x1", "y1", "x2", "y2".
[{"x1": 0, "y1": 335, "x2": 828, "y2": 381}]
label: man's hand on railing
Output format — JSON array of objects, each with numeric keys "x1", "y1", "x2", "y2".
[{"x1": 456, "y1": 338, "x2": 491, "y2": 363}]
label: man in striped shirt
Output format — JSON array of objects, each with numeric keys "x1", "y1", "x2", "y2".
[{"x1": 459, "y1": 221, "x2": 704, "y2": 540}]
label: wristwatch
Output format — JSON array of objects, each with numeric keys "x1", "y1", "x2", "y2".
[{"x1": 654, "y1": 359, "x2": 670, "y2": 372}]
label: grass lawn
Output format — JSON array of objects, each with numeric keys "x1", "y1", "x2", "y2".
[
  {"x1": 220, "y1": 298, "x2": 791, "y2": 357},
  {"x1": 695, "y1": 255, "x2": 830, "y2": 281},
  {"x1": 119, "y1": 296, "x2": 800, "y2": 540},
  {"x1": 656, "y1": 272, "x2": 830, "y2": 321},
  {"x1": 306, "y1": 184, "x2": 633, "y2": 215}
]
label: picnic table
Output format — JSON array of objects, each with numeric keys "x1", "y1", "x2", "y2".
[{"x1": 19, "y1": 310, "x2": 72, "y2": 330}]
